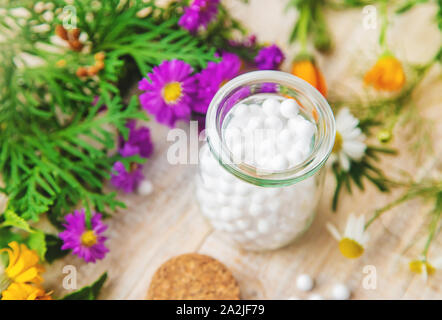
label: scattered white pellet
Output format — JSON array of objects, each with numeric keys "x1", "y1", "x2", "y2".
[
  {"x1": 296, "y1": 274, "x2": 314, "y2": 292},
  {"x1": 262, "y1": 98, "x2": 280, "y2": 116},
  {"x1": 287, "y1": 296, "x2": 300, "y2": 300},
  {"x1": 137, "y1": 180, "x2": 153, "y2": 196},
  {"x1": 331, "y1": 283, "x2": 351, "y2": 300},
  {"x1": 280, "y1": 99, "x2": 299, "y2": 118},
  {"x1": 308, "y1": 294, "x2": 324, "y2": 300}
]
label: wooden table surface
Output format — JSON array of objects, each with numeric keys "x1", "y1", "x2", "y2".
[{"x1": 44, "y1": 0, "x2": 442, "y2": 299}]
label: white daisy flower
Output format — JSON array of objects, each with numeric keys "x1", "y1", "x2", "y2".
[
  {"x1": 326, "y1": 213, "x2": 369, "y2": 259},
  {"x1": 409, "y1": 256, "x2": 442, "y2": 282},
  {"x1": 330, "y1": 108, "x2": 367, "y2": 171}
]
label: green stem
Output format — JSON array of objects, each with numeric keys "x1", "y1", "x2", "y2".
[
  {"x1": 422, "y1": 202, "x2": 442, "y2": 259},
  {"x1": 364, "y1": 192, "x2": 412, "y2": 229},
  {"x1": 379, "y1": 0, "x2": 389, "y2": 53},
  {"x1": 297, "y1": 4, "x2": 311, "y2": 54}
]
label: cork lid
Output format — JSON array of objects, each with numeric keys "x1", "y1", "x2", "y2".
[{"x1": 147, "y1": 253, "x2": 240, "y2": 300}]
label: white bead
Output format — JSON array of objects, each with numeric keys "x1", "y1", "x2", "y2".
[
  {"x1": 296, "y1": 274, "x2": 314, "y2": 292},
  {"x1": 267, "y1": 200, "x2": 281, "y2": 213},
  {"x1": 236, "y1": 219, "x2": 250, "y2": 230},
  {"x1": 248, "y1": 104, "x2": 261, "y2": 115},
  {"x1": 220, "y1": 207, "x2": 234, "y2": 221},
  {"x1": 223, "y1": 222, "x2": 236, "y2": 233},
  {"x1": 217, "y1": 193, "x2": 229, "y2": 205},
  {"x1": 224, "y1": 126, "x2": 242, "y2": 149},
  {"x1": 231, "y1": 195, "x2": 246, "y2": 208},
  {"x1": 249, "y1": 203, "x2": 264, "y2": 216},
  {"x1": 262, "y1": 98, "x2": 280, "y2": 116},
  {"x1": 280, "y1": 99, "x2": 299, "y2": 119},
  {"x1": 233, "y1": 103, "x2": 250, "y2": 118},
  {"x1": 219, "y1": 180, "x2": 233, "y2": 195},
  {"x1": 246, "y1": 116, "x2": 264, "y2": 132},
  {"x1": 245, "y1": 230, "x2": 258, "y2": 239},
  {"x1": 235, "y1": 181, "x2": 253, "y2": 195},
  {"x1": 293, "y1": 116, "x2": 315, "y2": 139},
  {"x1": 277, "y1": 129, "x2": 293, "y2": 152},
  {"x1": 286, "y1": 149, "x2": 303, "y2": 167},
  {"x1": 287, "y1": 296, "x2": 300, "y2": 300},
  {"x1": 332, "y1": 283, "x2": 351, "y2": 300},
  {"x1": 137, "y1": 180, "x2": 153, "y2": 196},
  {"x1": 270, "y1": 154, "x2": 289, "y2": 171},
  {"x1": 257, "y1": 219, "x2": 270, "y2": 233},
  {"x1": 308, "y1": 294, "x2": 323, "y2": 300},
  {"x1": 264, "y1": 116, "x2": 284, "y2": 131}
]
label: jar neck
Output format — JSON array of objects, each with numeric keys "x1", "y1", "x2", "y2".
[{"x1": 205, "y1": 71, "x2": 335, "y2": 187}]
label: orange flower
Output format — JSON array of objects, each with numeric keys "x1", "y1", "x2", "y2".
[
  {"x1": 1, "y1": 283, "x2": 52, "y2": 300},
  {"x1": 291, "y1": 59, "x2": 327, "y2": 97},
  {"x1": 364, "y1": 55, "x2": 405, "y2": 91},
  {"x1": 0, "y1": 242, "x2": 45, "y2": 285}
]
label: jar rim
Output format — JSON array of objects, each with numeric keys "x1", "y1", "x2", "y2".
[{"x1": 205, "y1": 70, "x2": 336, "y2": 187}]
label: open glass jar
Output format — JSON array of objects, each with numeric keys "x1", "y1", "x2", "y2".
[{"x1": 196, "y1": 71, "x2": 335, "y2": 251}]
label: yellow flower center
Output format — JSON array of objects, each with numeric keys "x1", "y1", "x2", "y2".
[
  {"x1": 409, "y1": 260, "x2": 436, "y2": 276},
  {"x1": 81, "y1": 230, "x2": 97, "y2": 247},
  {"x1": 332, "y1": 131, "x2": 343, "y2": 153},
  {"x1": 56, "y1": 59, "x2": 66, "y2": 67},
  {"x1": 162, "y1": 82, "x2": 182, "y2": 104},
  {"x1": 339, "y1": 238, "x2": 364, "y2": 259}
]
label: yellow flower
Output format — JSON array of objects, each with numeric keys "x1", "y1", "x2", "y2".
[
  {"x1": 1, "y1": 283, "x2": 52, "y2": 300},
  {"x1": 327, "y1": 214, "x2": 369, "y2": 259},
  {"x1": 409, "y1": 257, "x2": 442, "y2": 282},
  {"x1": 291, "y1": 59, "x2": 328, "y2": 97},
  {"x1": 364, "y1": 55, "x2": 406, "y2": 91},
  {"x1": 0, "y1": 242, "x2": 44, "y2": 285}
]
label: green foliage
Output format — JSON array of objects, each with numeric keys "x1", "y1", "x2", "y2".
[
  {"x1": 44, "y1": 233, "x2": 69, "y2": 263},
  {"x1": 27, "y1": 230, "x2": 47, "y2": 260},
  {"x1": 331, "y1": 145, "x2": 397, "y2": 210},
  {"x1": 61, "y1": 272, "x2": 107, "y2": 300},
  {"x1": 0, "y1": 0, "x2": 218, "y2": 229}
]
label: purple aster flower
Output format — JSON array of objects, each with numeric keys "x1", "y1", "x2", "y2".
[
  {"x1": 179, "y1": 0, "x2": 220, "y2": 33},
  {"x1": 193, "y1": 52, "x2": 242, "y2": 114},
  {"x1": 59, "y1": 209, "x2": 109, "y2": 263},
  {"x1": 110, "y1": 161, "x2": 144, "y2": 193},
  {"x1": 254, "y1": 44, "x2": 285, "y2": 70},
  {"x1": 139, "y1": 60, "x2": 196, "y2": 127},
  {"x1": 119, "y1": 121, "x2": 153, "y2": 158}
]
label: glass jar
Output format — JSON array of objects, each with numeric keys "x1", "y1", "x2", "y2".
[{"x1": 196, "y1": 71, "x2": 335, "y2": 251}]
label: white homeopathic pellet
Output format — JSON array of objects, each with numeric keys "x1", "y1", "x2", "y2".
[
  {"x1": 262, "y1": 98, "x2": 280, "y2": 116},
  {"x1": 332, "y1": 283, "x2": 351, "y2": 300},
  {"x1": 308, "y1": 294, "x2": 324, "y2": 300},
  {"x1": 280, "y1": 99, "x2": 299, "y2": 119},
  {"x1": 296, "y1": 274, "x2": 314, "y2": 292},
  {"x1": 138, "y1": 180, "x2": 153, "y2": 196},
  {"x1": 196, "y1": 93, "x2": 319, "y2": 250}
]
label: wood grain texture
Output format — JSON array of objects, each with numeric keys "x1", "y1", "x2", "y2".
[{"x1": 44, "y1": 0, "x2": 442, "y2": 299}]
